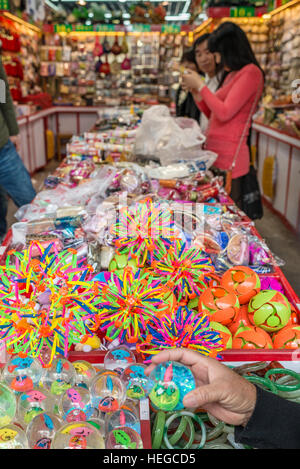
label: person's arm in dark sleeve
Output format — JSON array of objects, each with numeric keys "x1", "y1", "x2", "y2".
[
  {"x1": 235, "y1": 385, "x2": 300, "y2": 449},
  {"x1": 0, "y1": 59, "x2": 19, "y2": 136}
]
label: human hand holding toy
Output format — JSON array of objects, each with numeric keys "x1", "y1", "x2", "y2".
[{"x1": 145, "y1": 348, "x2": 257, "y2": 427}]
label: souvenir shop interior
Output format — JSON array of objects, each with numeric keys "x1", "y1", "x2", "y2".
[{"x1": 0, "y1": 0, "x2": 299, "y2": 451}]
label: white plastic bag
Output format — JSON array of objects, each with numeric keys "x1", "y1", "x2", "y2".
[
  {"x1": 145, "y1": 150, "x2": 218, "y2": 179},
  {"x1": 134, "y1": 105, "x2": 206, "y2": 164}
]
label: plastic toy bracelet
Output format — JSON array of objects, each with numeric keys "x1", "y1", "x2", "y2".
[
  {"x1": 245, "y1": 375, "x2": 278, "y2": 394},
  {"x1": 276, "y1": 374, "x2": 297, "y2": 384},
  {"x1": 168, "y1": 416, "x2": 189, "y2": 446},
  {"x1": 152, "y1": 411, "x2": 166, "y2": 449},
  {"x1": 204, "y1": 442, "x2": 233, "y2": 449},
  {"x1": 207, "y1": 413, "x2": 234, "y2": 434},
  {"x1": 233, "y1": 362, "x2": 268, "y2": 376},
  {"x1": 264, "y1": 369, "x2": 300, "y2": 392},
  {"x1": 164, "y1": 412, "x2": 206, "y2": 450},
  {"x1": 277, "y1": 388, "x2": 300, "y2": 402},
  {"x1": 164, "y1": 413, "x2": 195, "y2": 450},
  {"x1": 206, "y1": 420, "x2": 226, "y2": 441}
]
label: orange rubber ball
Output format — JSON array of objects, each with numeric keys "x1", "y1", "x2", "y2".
[
  {"x1": 232, "y1": 325, "x2": 273, "y2": 349},
  {"x1": 272, "y1": 325, "x2": 300, "y2": 349},
  {"x1": 228, "y1": 304, "x2": 252, "y2": 336},
  {"x1": 199, "y1": 286, "x2": 240, "y2": 326},
  {"x1": 221, "y1": 266, "x2": 261, "y2": 305}
]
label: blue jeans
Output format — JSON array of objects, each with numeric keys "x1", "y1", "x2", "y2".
[{"x1": 0, "y1": 140, "x2": 36, "y2": 236}]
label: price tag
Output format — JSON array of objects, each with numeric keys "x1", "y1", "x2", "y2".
[{"x1": 139, "y1": 398, "x2": 150, "y2": 421}]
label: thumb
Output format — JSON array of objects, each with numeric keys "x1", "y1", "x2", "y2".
[{"x1": 183, "y1": 383, "x2": 222, "y2": 409}]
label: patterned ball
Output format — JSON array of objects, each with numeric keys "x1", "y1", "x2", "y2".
[
  {"x1": 232, "y1": 325, "x2": 273, "y2": 349},
  {"x1": 248, "y1": 290, "x2": 291, "y2": 332},
  {"x1": 198, "y1": 286, "x2": 240, "y2": 326},
  {"x1": 272, "y1": 325, "x2": 300, "y2": 349},
  {"x1": 210, "y1": 322, "x2": 232, "y2": 349},
  {"x1": 221, "y1": 266, "x2": 261, "y2": 305},
  {"x1": 286, "y1": 303, "x2": 299, "y2": 326},
  {"x1": 228, "y1": 305, "x2": 252, "y2": 336}
]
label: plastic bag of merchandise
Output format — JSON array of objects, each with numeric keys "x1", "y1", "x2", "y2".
[
  {"x1": 15, "y1": 166, "x2": 117, "y2": 222},
  {"x1": 145, "y1": 151, "x2": 218, "y2": 180},
  {"x1": 134, "y1": 105, "x2": 206, "y2": 164}
]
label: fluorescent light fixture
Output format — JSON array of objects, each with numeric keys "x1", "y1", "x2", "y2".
[
  {"x1": 182, "y1": 0, "x2": 191, "y2": 14},
  {"x1": 105, "y1": 13, "x2": 112, "y2": 18},
  {"x1": 45, "y1": 0, "x2": 60, "y2": 11},
  {"x1": 50, "y1": 0, "x2": 188, "y2": 2},
  {"x1": 123, "y1": 13, "x2": 130, "y2": 18},
  {"x1": 165, "y1": 13, "x2": 191, "y2": 21}
]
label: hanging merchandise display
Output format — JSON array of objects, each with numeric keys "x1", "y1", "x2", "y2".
[{"x1": 0, "y1": 15, "x2": 41, "y2": 103}]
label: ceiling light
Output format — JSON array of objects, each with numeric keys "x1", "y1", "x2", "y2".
[{"x1": 165, "y1": 13, "x2": 191, "y2": 21}]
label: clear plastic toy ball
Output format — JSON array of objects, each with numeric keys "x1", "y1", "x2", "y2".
[
  {"x1": 3, "y1": 355, "x2": 44, "y2": 395},
  {"x1": 106, "y1": 426, "x2": 143, "y2": 450},
  {"x1": 90, "y1": 371, "x2": 126, "y2": 413},
  {"x1": 0, "y1": 382, "x2": 17, "y2": 426},
  {"x1": 105, "y1": 408, "x2": 141, "y2": 435},
  {"x1": 59, "y1": 386, "x2": 96, "y2": 423},
  {"x1": 148, "y1": 361, "x2": 196, "y2": 412},
  {"x1": 0, "y1": 423, "x2": 28, "y2": 449},
  {"x1": 121, "y1": 400, "x2": 140, "y2": 418},
  {"x1": 72, "y1": 360, "x2": 97, "y2": 388},
  {"x1": 26, "y1": 412, "x2": 63, "y2": 449},
  {"x1": 42, "y1": 358, "x2": 76, "y2": 397},
  {"x1": 17, "y1": 387, "x2": 56, "y2": 427},
  {"x1": 121, "y1": 364, "x2": 150, "y2": 401},
  {"x1": 104, "y1": 346, "x2": 136, "y2": 374},
  {"x1": 86, "y1": 418, "x2": 105, "y2": 437},
  {"x1": 52, "y1": 421, "x2": 105, "y2": 449}
]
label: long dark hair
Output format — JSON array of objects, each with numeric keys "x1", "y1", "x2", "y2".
[{"x1": 208, "y1": 22, "x2": 264, "y2": 75}]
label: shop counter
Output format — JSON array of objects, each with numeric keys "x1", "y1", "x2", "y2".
[
  {"x1": 17, "y1": 106, "x2": 101, "y2": 174},
  {"x1": 252, "y1": 121, "x2": 300, "y2": 235}
]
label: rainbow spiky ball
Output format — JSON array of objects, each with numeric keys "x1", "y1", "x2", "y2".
[
  {"x1": 98, "y1": 267, "x2": 167, "y2": 344},
  {"x1": 248, "y1": 290, "x2": 291, "y2": 332},
  {"x1": 110, "y1": 198, "x2": 179, "y2": 266},
  {"x1": 137, "y1": 306, "x2": 224, "y2": 361},
  {"x1": 0, "y1": 242, "x2": 100, "y2": 366},
  {"x1": 151, "y1": 240, "x2": 214, "y2": 301}
]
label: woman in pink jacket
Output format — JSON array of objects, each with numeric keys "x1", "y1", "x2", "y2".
[{"x1": 183, "y1": 22, "x2": 264, "y2": 208}]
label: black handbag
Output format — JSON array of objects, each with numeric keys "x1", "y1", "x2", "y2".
[{"x1": 240, "y1": 164, "x2": 263, "y2": 220}]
